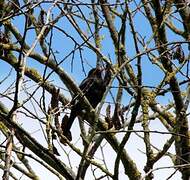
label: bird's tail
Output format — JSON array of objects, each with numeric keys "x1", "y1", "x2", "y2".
[{"x1": 61, "y1": 114, "x2": 73, "y2": 141}]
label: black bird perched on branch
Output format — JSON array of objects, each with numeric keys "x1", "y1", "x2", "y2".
[{"x1": 62, "y1": 65, "x2": 111, "y2": 141}]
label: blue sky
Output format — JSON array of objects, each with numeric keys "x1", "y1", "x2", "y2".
[{"x1": 0, "y1": 1, "x2": 189, "y2": 179}]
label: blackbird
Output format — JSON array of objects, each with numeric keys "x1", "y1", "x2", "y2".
[{"x1": 62, "y1": 66, "x2": 111, "y2": 141}]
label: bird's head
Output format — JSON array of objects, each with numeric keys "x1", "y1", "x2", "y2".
[
  {"x1": 87, "y1": 67, "x2": 103, "y2": 79},
  {"x1": 87, "y1": 64, "x2": 111, "y2": 81}
]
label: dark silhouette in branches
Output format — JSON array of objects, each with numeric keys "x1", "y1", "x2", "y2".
[{"x1": 62, "y1": 65, "x2": 111, "y2": 141}]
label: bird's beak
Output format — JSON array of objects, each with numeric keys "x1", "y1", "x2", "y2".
[{"x1": 101, "y1": 69, "x2": 105, "y2": 80}]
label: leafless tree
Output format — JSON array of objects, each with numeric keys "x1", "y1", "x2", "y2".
[{"x1": 0, "y1": 0, "x2": 190, "y2": 179}]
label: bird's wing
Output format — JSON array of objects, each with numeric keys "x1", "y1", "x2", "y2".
[{"x1": 79, "y1": 77, "x2": 95, "y2": 92}]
